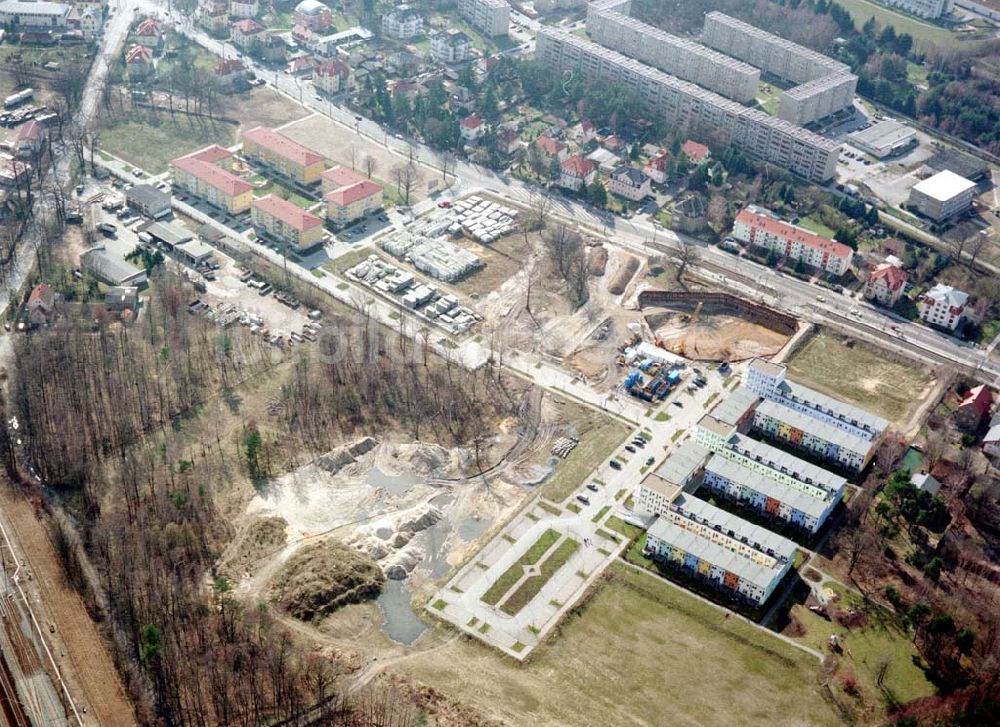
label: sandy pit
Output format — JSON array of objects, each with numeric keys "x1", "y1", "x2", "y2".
[{"x1": 645, "y1": 307, "x2": 791, "y2": 362}]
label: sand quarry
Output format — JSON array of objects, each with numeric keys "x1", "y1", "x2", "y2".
[{"x1": 645, "y1": 304, "x2": 791, "y2": 362}]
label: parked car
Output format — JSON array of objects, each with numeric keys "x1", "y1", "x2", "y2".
[
  {"x1": 625, "y1": 444, "x2": 636, "y2": 453},
  {"x1": 609, "y1": 460, "x2": 622, "y2": 470},
  {"x1": 645, "y1": 456, "x2": 655, "y2": 466},
  {"x1": 587, "y1": 483, "x2": 599, "y2": 492},
  {"x1": 576, "y1": 494, "x2": 590, "y2": 505},
  {"x1": 672, "y1": 401, "x2": 683, "y2": 408}
]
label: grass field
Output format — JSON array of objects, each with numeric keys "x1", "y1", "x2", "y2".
[
  {"x1": 500, "y1": 537, "x2": 580, "y2": 615},
  {"x1": 786, "y1": 330, "x2": 933, "y2": 424},
  {"x1": 541, "y1": 409, "x2": 630, "y2": 503},
  {"x1": 395, "y1": 564, "x2": 841, "y2": 726},
  {"x1": 98, "y1": 114, "x2": 236, "y2": 174},
  {"x1": 787, "y1": 582, "x2": 935, "y2": 706},
  {"x1": 797, "y1": 215, "x2": 837, "y2": 239},
  {"x1": 481, "y1": 529, "x2": 561, "y2": 606},
  {"x1": 833, "y1": 0, "x2": 966, "y2": 47}
]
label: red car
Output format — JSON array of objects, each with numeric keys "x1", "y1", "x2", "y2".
[{"x1": 438, "y1": 200, "x2": 451, "y2": 208}]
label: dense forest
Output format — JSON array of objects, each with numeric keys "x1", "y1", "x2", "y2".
[{"x1": 2, "y1": 270, "x2": 517, "y2": 724}]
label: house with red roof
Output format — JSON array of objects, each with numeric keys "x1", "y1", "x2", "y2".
[
  {"x1": 125, "y1": 44, "x2": 154, "y2": 82},
  {"x1": 170, "y1": 145, "x2": 254, "y2": 214},
  {"x1": 15, "y1": 119, "x2": 45, "y2": 158},
  {"x1": 682, "y1": 139, "x2": 711, "y2": 164},
  {"x1": 243, "y1": 127, "x2": 326, "y2": 184},
  {"x1": 864, "y1": 262, "x2": 908, "y2": 307},
  {"x1": 134, "y1": 18, "x2": 163, "y2": 49},
  {"x1": 325, "y1": 177, "x2": 383, "y2": 226},
  {"x1": 533, "y1": 135, "x2": 568, "y2": 163},
  {"x1": 287, "y1": 54, "x2": 318, "y2": 77},
  {"x1": 955, "y1": 384, "x2": 992, "y2": 432},
  {"x1": 313, "y1": 59, "x2": 351, "y2": 95},
  {"x1": 252, "y1": 194, "x2": 325, "y2": 252},
  {"x1": 321, "y1": 165, "x2": 365, "y2": 193},
  {"x1": 558, "y1": 154, "x2": 597, "y2": 192},
  {"x1": 197, "y1": 0, "x2": 229, "y2": 34},
  {"x1": 733, "y1": 206, "x2": 853, "y2": 277},
  {"x1": 231, "y1": 17, "x2": 265, "y2": 50},
  {"x1": 212, "y1": 58, "x2": 248, "y2": 92},
  {"x1": 644, "y1": 150, "x2": 671, "y2": 184},
  {"x1": 459, "y1": 114, "x2": 486, "y2": 143},
  {"x1": 26, "y1": 283, "x2": 60, "y2": 327},
  {"x1": 572, "y1": 120, "x2": 597, "y2": 144}
]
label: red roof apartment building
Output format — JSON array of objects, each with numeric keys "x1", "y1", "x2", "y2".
[{"x1": 732, "y1": 206, "x2": 853, "y2": 277}]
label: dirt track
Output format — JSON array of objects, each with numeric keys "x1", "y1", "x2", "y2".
[{"x1": 0, "y1": 482, "x2": 136, "y2": 726}]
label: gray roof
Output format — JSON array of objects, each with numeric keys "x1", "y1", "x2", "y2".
[
  {"x1": 176, "y1": 239, "x2": 215, "y2": 260},
  {"x1": 780, "y1": 380, "x2": 889, "y2": 436},
  {"x1": 81, "y1": 248, "x2": 145, "y2": 285},
  {"x1": 703, "y1": 454, "x2": 832, "y2": 518},
  {"x1": 984, "y1": 423, "x2": 1000, "y2": 443},
  {"x1": 611, "y1": 164, "x2": 649, "y2": 186},
  {"x1": 925, "y1": 149, "x2": 988, "y2": 181},
  {"x1": 146, "y1": 221, "x2": 193, "y2": 246},
  {"x1": 671, "y1": 493, "x2": 798, "y2": 561},
  {"x1": 126, "y1": 183, "x2": 170, "y2": 210},
  {"x1": 653, "y1": 439, "x2": 710, "y2": 488},
  {"x1": 709, "y1": 386, "x2": 759, "y2": 426},
  {"x1": 756, "y1": 399, "x2": 874, "y2": 458},
  {"x1": 727, "y1": 433, "x2": 847, "y2": 495},
  {"x1": 647, "y1": 518, "x2": 785, "y2": 593},
  {"x1": 0, "y1": 1, "x2": 70, "y2": 15},
  {"x1": 911, "y1": 472, "x2": 940, "y2": 496}
]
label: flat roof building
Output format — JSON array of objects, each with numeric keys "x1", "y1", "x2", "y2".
[
  {"x1": 924, "y1": 148, "x2": 988, "y2": 182},
  {"x1": 848, "y1": 119, "x2": 917, "y2": 158},
  {"x1": 636, "y1": 439, "x2": 710, "y2": 516},
  {"x1": 457, "y1": 0, "x2": 509, "y2": 37},
  {"x1": 126, "y1": 183, "x2": 172, "y2": 219},
  {"x1": 81, "y1": 246, "x2": 148, "y2": 287},
  {"x1": 908, "y1": 170, "x2": 977, "y2": 222},
  {"x1": 535, "y1": 28, "x2": 840, "y2": 183}
]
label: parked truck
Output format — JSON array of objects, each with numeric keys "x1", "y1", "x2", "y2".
[{"x1": 4, "y1": 88, "x2": 33, "y2": 109}]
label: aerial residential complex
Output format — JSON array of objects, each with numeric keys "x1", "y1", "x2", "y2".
[
  {"x1": 251, "y1": 194, "x2": 325, "y2": 253},
  {"x1": 321, "y1": 166, "x2": 384, "y2": 225},
  {"x1": 586, "y1": 0, "x2": 760, "y2": 104},
  {"x1": 732, "y1": 206, "x2": 854, "y2": 276},
  {"x1": 457, "y1": 0, "x2": 509, "y2": 37},
  {"x1": 701, "y1": 11, "x2": 857, "y2": 126},
  {"x1": 535, "y1": 28, "x2": 840, "y2": 183},
  {"x1": 645, "y1": 494, "x2": 798, "y2": 607}
]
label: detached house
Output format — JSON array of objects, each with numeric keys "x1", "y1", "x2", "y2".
[
  {"x1": 645, "y1": 150, "x2": 670, "y2": 184},
  {"x1": 229, "y1": 0, "x2": 259, "y2": 19},
  {"x1": 382, "y1": 5, "x2": 424, "y2": 38},
  {"x1": 559, "y1": 154, "x2": 596, "y2": 192},
  {"x1": 608, "y1": 164, "x2": 651, "y2": 201},
  {"x1": 231, "y1": 17, "x2": 265, "y2": 50},
  {"x1": 533, "y1": 135, "x2": 568, "y2": 163},
  {"x1": 954, "y1": 385, "x2": 992, "y2": 433},
  {"x1": 125, "y1": 44, "x2": 154, "y2": 82},
  {"x1": 313, "y1": 58, "x2": 350, "y2": 95},
  {"x1": 14, "y1": 118, "x2": 44, "y2": 158},
  {"x1": 918, "y1": 283, "x2": 967, "y2": 332},
  {"x1": 682, "y1": 139, "x2": 711, "y2": 164},
  {"x1": 212, "y1": 58, "x2": 248, "y2": 92},
  {"x1": 294, "y1": 0, "x2": 332, "y2": 30},
  {"x1": 431, "y1": 29, "x2": 471, "y2": 64},
  {"x1": 134, "y1": 18, "x2": 163, "y2": 49},
  {"x1": 459, "y1": 114, "x2": 486, "y2": 143},
  {"x1": 864, "y1": 262, "x2": 908, "y2": 308},
  {"x1": 26, "y1": 283, "x2": 60, "y2": 327}
]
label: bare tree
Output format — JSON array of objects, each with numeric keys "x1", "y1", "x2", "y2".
[
  {"x1": 966, "y1": 230, "x2": 990, "y2": 270},
  {"x1": 363, "y1": 154, "x2": 376, "y2": 179},
  {"x1": 392, "y1": 163, "x2": 418, "y2": 206},
  {"x1": 348, "y1": 144, "x2": 357, "y2": 171},
  {"x1": 675, "y1": 237, "x2": 700, "y2": 282}
]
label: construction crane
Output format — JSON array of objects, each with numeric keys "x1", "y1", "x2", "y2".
[{"x1": 688, "y1": 301, "x2": 704, "y2": 327}]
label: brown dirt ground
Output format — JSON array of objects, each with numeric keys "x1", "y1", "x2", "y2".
[
  {"x1": 218, "y1": 86, "x2": 311, "y2": 136},
  {"x1": 0, "y1": 481, "x2": 136, "y2": 726},
  {"x1": 645, "y1": 308, "x2": 791, "y2": 362}
]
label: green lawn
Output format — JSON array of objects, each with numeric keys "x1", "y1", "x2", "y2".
[
  {"x1": 396, "y1": 564, "x2": 841, "y2": 726},
  {"x1": 787, "y1": 330, "x2": 933, "y2": 424},
  {"x1": 253, "y1": 178, "x2": 316, "y2": 208},
  {"x1": 591, "y1": 505, "x2": 611, "y2": 523},
  {"x1": 797, "y1": 215, "x2": 837, "y2": 239},
  {"x1": 787, "y1": 586, "x2": 935, "y2": 706},
  {"x1": 606, "y1": 516, "x2": 642, "y2": 541},
  {"x1": 98, "y1": 115, "x2": 237, "y2": 174},
  {"x1": 480, "y1": 529, "x2": 561, "y2": 606},
  {"x1": 541, "y1": 411, "x2": 630, "y2": 503},
  {"x1": 500, "y1": 537, "x2": 580, "y2": 616},
  {"x1": 833, "y1": 0, "x2": 968, "y2": 48}
]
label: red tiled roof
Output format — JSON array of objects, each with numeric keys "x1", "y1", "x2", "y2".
[
  {"x1": 315, "y1": 59, "x2": 349, "y2": 77},
  {"x1": 125, "y1": 44, "x2": 152, "y2": 64},
  {"x1": 868, "y1": 262, "x2": 908, "y2": 290},
  {"x1": 16, "y1": 119, "x2": 41, "y2": 141},
  {"x1": 171, "y1": 145, "x2": 253, "y2": 197},
  {"x1": 682, "y1": 139, "x2": 710, "y2": 161},
  {"x1": 244, "y1": 127, "x2": 324, "y2": 168},
  {"x1": 645, "y1": 150, "x2": 670, "y2": 171},
  {"x1": 232, "y1": 18, "x2": 265, "y2": 34},
  {"x1": 959, "y1": 385, "x2": 992, "y2": 416},
  {"x1": 253, "y1": 194, "x2": 323, "y2": 232},
  {"x1": 288, "y1": 55, "x2": 316, "y2": 72},
  {"x1": 560, "y1": 154, "x2": 595, "y2": 177},
  {"x1": 534, "y1": 135, "x2": 566, "y2": 157},
  {"x1": 213, "y1": 58, "x2": 246, "y2": 76},
  {"x1": 321, "y1": 165, "x2": 366, "y2": 187},
  {"x1": 135, "y1": 19, "x2": 161, "y2": 36},
  {"x1": 460, "y1": 114, "x2": 484, "y2": 129},
  {"x1": 735, "y1": 208, "x2": 852, "y2": 261},
  {"x1": 27, "y1": 283, "x2": 53, "y2": 307},
  {"x1": 325, "y1": 179, "x2": 382, "y2": 206}
]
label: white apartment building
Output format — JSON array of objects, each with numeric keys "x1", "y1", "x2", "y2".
[
  {"x1": 732, "y1": 206, "x2": 853, "y2": 276},
  {"x1": 635, "y1": 440, "x2": 710, "y2": 516},
  {"x1": 381, "y1": 5, "x2": 424, "y2": 38},
  {"x1": 880, "y1": 0, "x2": 952, "y2": 19},
  {"x1": 908, "y1": 170, "x2": 977, "y2": 222},
  {"x1": 0, "y1": 0, "x2": 69, "y2": 28},
  {"x1": 535, "y1": 28, "x2": 840, "y2": 183},
  {"x1": 457, "y1": 0, "x2": 509, "y2": 37},
  {"x1": 702, "y1": 11, "x2": 856, "y2": 125},
  {"x1": 431, "y1": 29, "x2": 472, "y2": 64},
  {"x1": 587, "y1": 0, "x2": 760, "y2": 104},
  {"x1": 918, "y1": 283, "x2": 968, "y2": 331}
]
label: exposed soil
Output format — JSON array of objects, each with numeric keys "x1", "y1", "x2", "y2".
[
  {"x1": 645, "y1": 307, "x2": 791, "y2": 362},
  {"x1": 270, "y1": 541, "x2": 385, "y2": 621}
]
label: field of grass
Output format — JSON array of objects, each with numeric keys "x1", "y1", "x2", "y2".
[
  {"x1": 395, "y1": 564, "x2": 841, "y2": 726},
  {"x1": 787, "y1": 583, "x2": 935, "y2": 706},
  {"x1": 500, "y1": 537, "x2": 580, "y2": 615},
  {"x1": 786, "y1": 330, "x2": 933, "y2": 424},
  {"x1": 797, "y1": 215, "x2": 837, "y2": 238},
  {"x1": 481, "y1": 529, "x2": 561, "y2": 606},
  {"x1": 541, "y1": 410, "x2": 630, "y2": 503},
  {"x1": 98, "y1": 114, "x2": 236, "y2": 174},
  {"x1": 833, "y1": 0, "x2": 966, "y2": 47}
]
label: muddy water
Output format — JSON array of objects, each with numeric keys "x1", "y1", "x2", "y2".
[
  {"x1": 365, "y1": 466, "x2": 424, "y2": 494},
  {"x1": 376, "y1": 580, "x2": 428, "y2": 645}
]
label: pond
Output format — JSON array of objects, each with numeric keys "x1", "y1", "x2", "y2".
[{"x1": 376, "y1": 580, "x2": 429, "y2": 646}]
